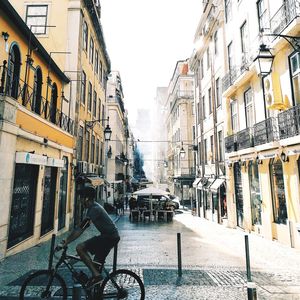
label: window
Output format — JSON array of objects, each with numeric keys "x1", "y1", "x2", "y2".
[
  {"x1": 89, "y1": 38, "x2": 94, "y2": 64},
  {"x1": 88, "y1": 82, "x2": 92, "y2": 112},
  {"x1": 26, "y1": 5, "x2": 48, "y2": 34},
  {"x1": 33, "y1": 67, "x2": 43, "y2": 115},
  {"x1": 81, "y1": 71, "x2": 86, "y2": 104},
  {"x1": 93, "y1": 90, "x2": 97, "y2": 117},
  {"x1": 228, "y1": 42, "x2": 233, "y2": 71},
  {"x1": 96, "y1": 139, "x2": 100, "y2": 165},
  {"x1": 202, "y1": 95, "x2": 206, "y2": 119},
  {"x1": 216, "y1": 78, "x2": 221, "y2": 107},
  {"x1": 214, "y1": 30, "x2": 218, "y2": 55},
  {"x1": 210, "y1": 135, "x2": 214, "y2": 163},
  {"x1": 98, "y1": 98, "x2": 102, "y2": 120},
  {"x1": 82, "y1": 21, "x2": 88, "y2": 51},
  {"x1": 244, "y1": 88, "x2": 254, "y2": 127},
  {"x1": 78, "y1": 126, "x2": 83, "y2": 160},
  {"x1": 218, "y1": 130, "x2": 224, "y2": 162},
  {"x1": 207, "y1": 48, "x2": 210, "y2": 69},
  {"x1": 91, "y1": 135, "x2": 95, "y2": 163},
  {"x1": 225, "y1": 0, "x2": 232, "y2": 22},
  {"x1": 208, "y1": 88, "x2": 212, "y2": 114},
  {"x1": 257, "y1": 0, "x2": 269, "y2": 32},
  {"x1": 86, "y1": 131, "x2": 90, "y2": 162},
  {"x1": 95, "y1": 50, "x2": 99, "y2": 74},
  {"x1": 290, "y1": 52, "x2": 300, "y2": 105},
  {"x1": 269, "y1": 158, "x2": 287, "y2": 224},
  {"x1": 204, "y1": 139, "x2": 208, "y2": 164},
  {"x1": 197, "y1": 102, "x2": 201, "y2": 125},
  {"x1": 230, "y1": 100, "x2": 238, "y2": 133},
  {"x1": 99, "y1": 61, "x2": 103, "y2": 84},
  {"x1": 240, "y1": 21, "x2": 248, "y2": 54},
  {"x1": 200, "y1": 58, "x2": 204, "y2": 79},
  {"x1": 102, "y1": 104, "x2": 105, "y2": 125}
]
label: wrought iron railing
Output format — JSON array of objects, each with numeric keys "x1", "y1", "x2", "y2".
[
  {"x1": 107, "y1": 95, "x2": 125, "y2": 113},
  {"x1": 222, "y1": 67, "x2": 237, "y2": 92},
  {"x1": 176, "y1": 90, "x2": 194, "y2": 99},
  {"x1": 236, "y1": 127, "x2": 253, "y2": 150},
  {"x1": 270, "y1": 0, "x2": 300, "y2": 35},
  {"x1": 0, "y1": 61, "x2": 74, "y2": 135},
  {"x1": 225, "y1": 134, "x2": 236, "y2": 153},
  {"x1": 253, "y1": 117, "x2": 279, "y2": 146},
  {"x1": 278, "y1": 104, "x2": 300, "y2": 139}
]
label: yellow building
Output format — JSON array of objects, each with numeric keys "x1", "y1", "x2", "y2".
[
  {"x1": 223, "y1": 0, "x2": 300, "y2": 248},
  {"x1": 9, "y1": 0, "x2": 112, "y2": 226},
  {"x1": 0, "y1": 0, "x2": 74, "y2": 259}
]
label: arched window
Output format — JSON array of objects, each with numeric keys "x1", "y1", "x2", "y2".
[
  {"x1": 7, "y1": 43, "x2": 21, "y2": 99},
  {"x1": 50, "y1": 82, "x2": 57, "y2": 124},
  {"x1": 32, "y1": 67, "x2": 43, "y2": 114}
]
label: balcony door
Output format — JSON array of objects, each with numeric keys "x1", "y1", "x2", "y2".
[{"x1": 7, "y1": 44, "x2": 21, "y2": 99}]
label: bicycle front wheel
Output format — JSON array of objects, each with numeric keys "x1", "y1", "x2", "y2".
[
  {"x1": 98, "y1": 269, "x2": 145, "y2": 300},
  {"x1": 19, "y1": 269, "x2": 67, "y2": 299}
]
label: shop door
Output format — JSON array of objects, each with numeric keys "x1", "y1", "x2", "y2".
[
  {"x1": 234, "y1": 162, "x2": 244, "y2": 228},
  {"x1": 8, "y1": 164, "x2": 38, "y2": 248},
  {"x1": 41, "y1": 167, "x2": 57, "y2": 236},
  {"x1": 58, "y1": 157, "x2": 68, "y2": 230}
]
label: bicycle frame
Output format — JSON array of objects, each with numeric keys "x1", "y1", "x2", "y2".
[{"x1": 53, "y1": 248, "x2": 122, "y2": 297}]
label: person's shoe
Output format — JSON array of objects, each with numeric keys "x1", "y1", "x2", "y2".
[{"x1": 86, "y1": 275, "x2": 103, "y2": 288}]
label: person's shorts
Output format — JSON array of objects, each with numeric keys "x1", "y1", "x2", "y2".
[{"x1": 83, "y1": 235, "x2": 120, "y2": 263}]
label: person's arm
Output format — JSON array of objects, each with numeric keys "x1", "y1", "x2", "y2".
[{"x1": 61, "y1": 218, "x2": 91, "y2": 246}]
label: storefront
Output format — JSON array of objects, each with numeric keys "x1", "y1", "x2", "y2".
[{"x1": 233, "y1": 162, "x2": 244, "y2": 228}]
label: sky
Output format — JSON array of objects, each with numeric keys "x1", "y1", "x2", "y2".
[{"x1": 101, "y1": 0, "x2": 201, "y2": 126}]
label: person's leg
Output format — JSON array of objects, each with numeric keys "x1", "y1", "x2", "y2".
[{"x1": 76, "y1": 242, "x2": 100, "y2": 277}]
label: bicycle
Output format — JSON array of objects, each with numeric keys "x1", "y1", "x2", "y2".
[{"x1": 19, "y1": 245, "x2": 145, "y2": 299}]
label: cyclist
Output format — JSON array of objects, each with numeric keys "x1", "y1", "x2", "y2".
[{"x1": 57, "y1": 185, "x2": 120, "y2": 288}]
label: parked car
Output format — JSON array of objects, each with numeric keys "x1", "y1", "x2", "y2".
[{"x1": 169, "y1": 195, "x2": 180, "y2": 209}]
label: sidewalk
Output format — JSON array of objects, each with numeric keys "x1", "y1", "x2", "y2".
[{"x1": 1, "y1": 210, "x2": 300, "y2": 299}]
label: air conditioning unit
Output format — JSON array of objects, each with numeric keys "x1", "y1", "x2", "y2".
[
  {"x1": 77, "y1": 161, "x2": 88, "y2": 174},
  {"x1": 88, "y1": 163, "x2": 95, "y2": 174}
]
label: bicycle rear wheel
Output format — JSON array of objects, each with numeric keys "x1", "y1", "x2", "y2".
[
  {"x1": 19, "y1": 269, "x2": 67, "y2": 299},
  {"x1": 97, "y1": 269, "x2": 145, "y2": 300}
]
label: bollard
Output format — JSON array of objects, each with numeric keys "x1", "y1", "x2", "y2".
[
  {"x1": 48, "y1": 234, "x2": 56, "y2": 271},
  {"x1": 72, "y1": 283, "x2": 82, "y2": 300},
  {"x1": 247, "y1": 282, "x2": 257, "y2": 300},
  {"x1": 244, "y1": 235, "x2": 257, "y2": 300},
  {"x1": 177, "y1": 233, "x2": 182, "y2": 277},
  {"x1": 113, "y1": 244, "x2": 118, "y2": 272}
]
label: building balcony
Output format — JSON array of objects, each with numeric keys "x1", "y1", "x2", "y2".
[
  {"x1": 278, "y1": 104, "x2": 300, "y2": 139},
  {"x1": 253, "y1": 117, "x2": 279, "y2": 146},
  {"x1": 225, "y1": 134, "x2": 237, "y2": 153},
  {"x1": 270, "y1": 0, "x2": 300, "y2": 35},
  {"x1": 107, "y1": 95, "x2": 125, "y2": 113},
  {"x1": 0, "y1": 63, "x2": 74, "y2": 135},
  {"x1": 236, "y1": 127, "x2": 253, "y2": 150}
]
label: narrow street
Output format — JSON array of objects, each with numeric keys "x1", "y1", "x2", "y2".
[{"x1": 1, "y1": 209, "x2": 300, "y2": 299}]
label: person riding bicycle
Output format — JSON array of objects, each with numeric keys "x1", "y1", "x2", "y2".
[{"x1": 57, "y1": 185, "x2": 120, "y2": 288}]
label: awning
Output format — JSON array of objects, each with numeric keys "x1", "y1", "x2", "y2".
[
  {"x1": 197, "y1": 177, "x2": 208, "y2": 189},
  {"x1": 86, "y1": 176, "x2": 105, "y2": 187},
  {"x1": 210, "y1": 178, "x2": 225, "y2": 193},
  {"x1": 203, "y1": 178, "x2": 215, "y2": 190},
  {"x1": 192, "y1": 178, "x2": 201, "y2": 187}
]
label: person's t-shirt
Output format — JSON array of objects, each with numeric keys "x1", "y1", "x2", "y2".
[{"x1": 86, "y1": 202, "x2": 119, "y2": 238}]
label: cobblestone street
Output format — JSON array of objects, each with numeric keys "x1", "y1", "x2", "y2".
[{"x1": 1, "y1": 210, "x2": 300, "y2": 299}]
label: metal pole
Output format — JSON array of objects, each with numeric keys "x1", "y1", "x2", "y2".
[
  {"x1": 245, "y1": 235, "x2": 257, "y2": 300},
  {"x1": 113, "y1": 244, "x2": 118, "y2": 272},
  {"x1": 72, "y1": 283, "x2": 82, "y2": 300},
  {"x1": 177, "y1": 233, "x2": 182, "y2": 277},
  {"x1": 48, "y1": 234, "x2": 56, "y2": 270}
]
